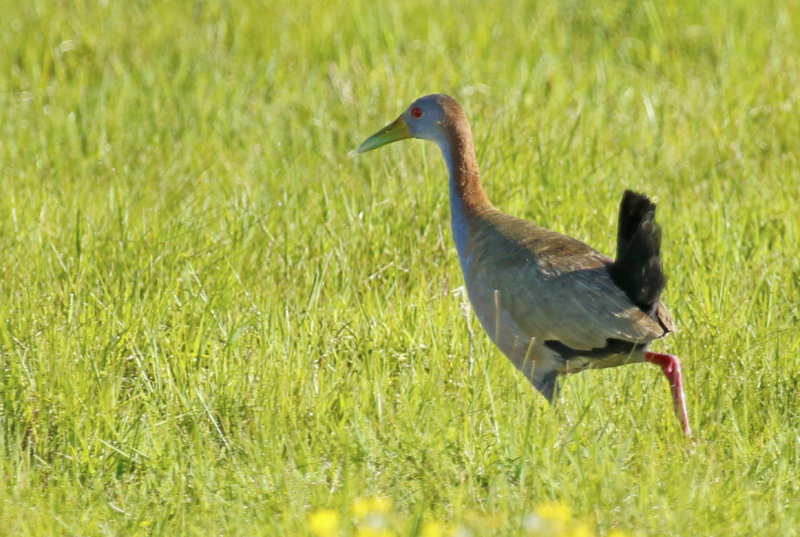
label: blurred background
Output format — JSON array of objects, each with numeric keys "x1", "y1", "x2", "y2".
[{"x1": 1, "y1": 0, "x2": 799, "y2": 535}]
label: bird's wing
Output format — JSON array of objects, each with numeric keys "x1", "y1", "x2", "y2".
[
  {"x1": 502, "y1": 261, "x2": 665, "y2": 350},
  {"x1": 467, "y1": 211, "x2": 667, "y2": 351}
]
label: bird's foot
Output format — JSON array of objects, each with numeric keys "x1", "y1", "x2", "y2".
[{"x1": 645, "y1": 351, "x2": 695, "y2": 442}]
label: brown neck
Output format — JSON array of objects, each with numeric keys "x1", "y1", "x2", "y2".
[{"x1": 444, "y1": 118, "x2": 492, "y2": 214}]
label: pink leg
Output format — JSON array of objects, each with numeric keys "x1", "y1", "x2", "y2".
[{"x1": 644, "y1": 351, "x2": 694, "y2": 440}]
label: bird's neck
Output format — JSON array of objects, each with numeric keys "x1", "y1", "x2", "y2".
[{"x1": 436, "y1": 121, "x2": 492, "y2": 274}]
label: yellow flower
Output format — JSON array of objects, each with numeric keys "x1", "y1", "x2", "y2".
[
  {"x1": 421, "y1": 521, "x2": 446, "y2": 537},
  {"x1": 535, "y1": 501, "x2": 572, "y2": 524},
  {"x1": 308, "y1": 508, "x2": 340, "y2": 537},
  {"x1": 565, "y1": 522, "x2": 596, "y2": 537},
  {"x1": 606, "y1": 530, "x2": 631, "y2": 537},
  {"x1": 353, "y1": 496, "x2": 393, "y2": 518}
]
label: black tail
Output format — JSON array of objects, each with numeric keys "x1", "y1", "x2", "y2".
[{"x1": 607, "y1": 190, "x2": 666, "y2": 316}]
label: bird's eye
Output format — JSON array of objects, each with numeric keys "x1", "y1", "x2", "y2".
[{"x1": 411, "y1": 107, "x2": 423, "y2": 119}]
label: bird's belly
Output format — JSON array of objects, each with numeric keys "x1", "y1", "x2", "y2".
[{"x1": 465, "y1": 281, "x2": 538, "y2": 369}]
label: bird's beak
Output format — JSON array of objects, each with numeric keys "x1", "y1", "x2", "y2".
[{"x1": 357, "y1": 116, "x2": 411, "y2": 153}]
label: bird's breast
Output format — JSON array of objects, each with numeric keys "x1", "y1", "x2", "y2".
[{"x1": 449, "y1": 189, "x2": 473, "y2": 278}]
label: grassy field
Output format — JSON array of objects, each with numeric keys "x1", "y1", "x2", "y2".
[{"x1": 1, "y1": 0, "x2": 799, "y2": 535}]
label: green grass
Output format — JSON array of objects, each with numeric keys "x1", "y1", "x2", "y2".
[{"x1": 1, "y1": 0, "x2": 799, "y2": 535}]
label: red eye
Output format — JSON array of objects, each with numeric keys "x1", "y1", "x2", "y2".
[{"x1": 411, "y1": 107, "x2": 423, "y2": 118}]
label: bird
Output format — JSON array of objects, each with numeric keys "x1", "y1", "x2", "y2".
[{"x1": 357, "y1": 94, "x2": 692, "y2": 438}]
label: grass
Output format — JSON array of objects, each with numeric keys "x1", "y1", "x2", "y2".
[{"x1": 1, "y1": 0, "x2": 799, "y2": 534}]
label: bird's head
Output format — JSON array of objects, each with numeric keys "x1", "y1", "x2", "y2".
[{"x1": 358, "y1": 94, "x2": 462, "y2": 153}]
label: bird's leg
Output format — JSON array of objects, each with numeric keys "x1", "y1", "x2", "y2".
[{"x1": 644, "y1": 351, "x2": 694, "y2": 440}]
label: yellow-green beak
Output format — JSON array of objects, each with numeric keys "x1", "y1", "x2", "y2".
[{"x1": 357, "y1": 116, "x2": 411, "y2": 153}]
